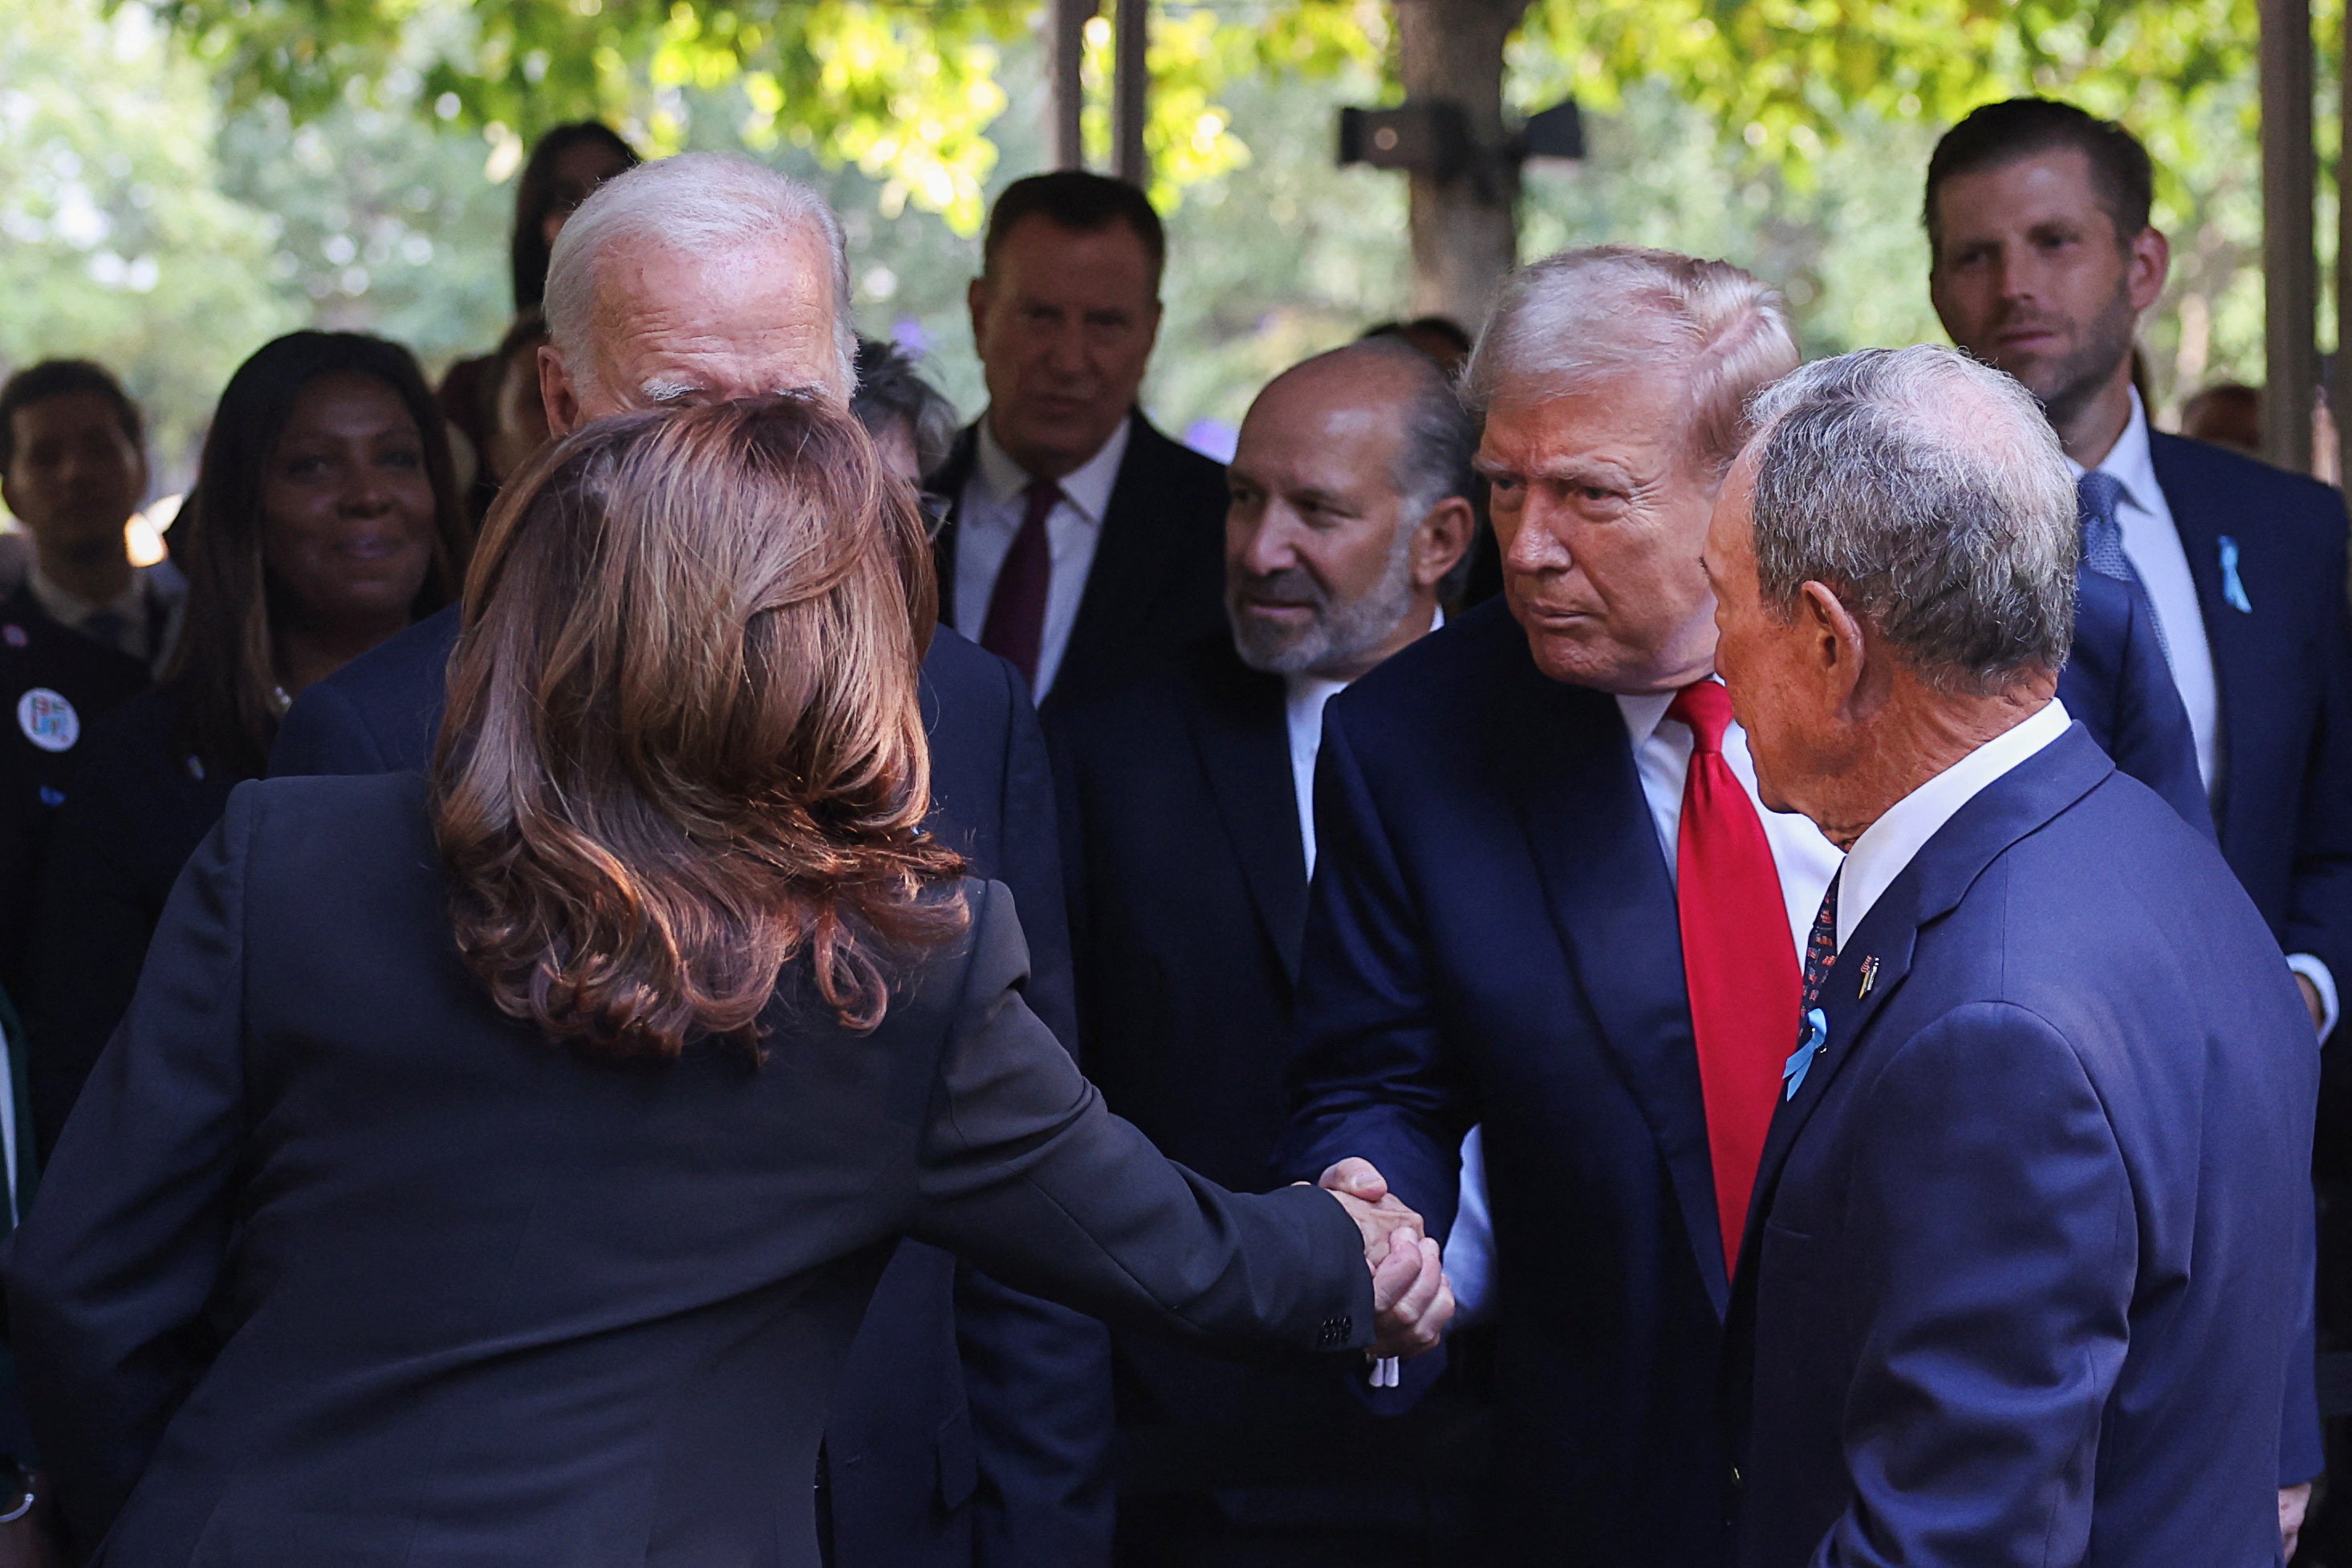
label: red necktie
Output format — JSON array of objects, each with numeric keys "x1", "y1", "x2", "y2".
[
  {"x1": 979, "y1": 479, "x2": 1061, "y2": 687},
  {"x1": 1667, "y1": 679, "x2": 1798, "y2": 1272}
]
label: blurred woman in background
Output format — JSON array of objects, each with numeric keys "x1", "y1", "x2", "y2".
[
  {"x1": 440, "y1": 122, "x2": 638, "y2": 468},
  {"x1": 8, "y1": 395, "x2": 1428, "y2": 1566},
  {"x1": 23, "y1": 330, "x2": 469, "y2": 1155}
]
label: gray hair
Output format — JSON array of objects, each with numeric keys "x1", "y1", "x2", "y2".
[
  {"x1": 1744, "y1": 345, "x2": 2078, "y2": 694},
  {"x1": 1462, "y1": 245, "x2": 1799, "y2": 476},
  {"x1": 1354, "y1": 336, "x2": 1479, "y2": 599},
  {"x1": 851, "y1": 337, "x2": 959, "y2": 480},
  {"x1": 543, "y1": 152, "x2": 856, "y2": 399}
]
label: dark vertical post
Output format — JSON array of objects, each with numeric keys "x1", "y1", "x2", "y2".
[
  {"x1": 2262, "y1": 0, "x2": 2317, "y2": 470},
  {"x1": 2335, "y1": 12, "x2": 2352, "y2": 489},
  {"x1": 1047, "y1": 0, "x2": 1093, "y2": 171},
  {"x1": 1113, "y1": 0, "x2": 1150, "y2": 186}
]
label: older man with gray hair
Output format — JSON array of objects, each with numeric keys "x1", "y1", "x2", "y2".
[
  {"x1": 1710, "y1": 345, "x2": 2317, "y2": 1568},
  {"x1": 1279, "y1": 247, "x2": 1842, "y2": 1566},
  {"x1": 271, "y1": 152, "x2": 1120, "y2": 1568}
]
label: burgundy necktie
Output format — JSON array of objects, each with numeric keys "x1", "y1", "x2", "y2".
[
  {"x1": 979, "y1": 479, "x2": 1060, "y2": 687},
  {"x1": 1667, "y1": 679, "x2": 1799, "y2": 1272}
]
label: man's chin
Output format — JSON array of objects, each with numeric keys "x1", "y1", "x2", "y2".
[{"x1": 1231, "y1": 619, "x2": 1327, "y2": 677}]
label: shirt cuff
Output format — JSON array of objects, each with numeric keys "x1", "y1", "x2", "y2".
[{"x1": 2286, "y1": 953, "x2": 2338, "y2": 1043}]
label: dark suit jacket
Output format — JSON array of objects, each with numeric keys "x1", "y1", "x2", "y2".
[
  {"x1": 2147, "y1": 433, "x2": 2352, "y2": 991},
  {"x1": 266, "y1": 607, "x2": 1114, "y2": 1568},
  {"x1": 0, "y1": 584, "x2": 152, "y2": 993},
  {"x1": 1278, "y1": 597, "x2": 1733, "y2": 1567},
  {"x1": 2057, "y1": 567, "x2": 2209, "y2": 835},
  {"x1": 22, "y1": 688, "x2": 237, "y2": 1159},
  {"x1": 1050, "y1": 637, "x2": 1486, "y2": 1525},
  {"x1": 7, "y1": 775, "x2": 1375, "y2": 1567},
  {"x1": 929, "y1": 412, "x2": 1229, "y2": 721},
  {"x1": 1722, "y1": 728, "x2": 2318, "y2": 1567}
]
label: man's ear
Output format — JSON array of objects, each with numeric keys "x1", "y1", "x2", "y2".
[
  {"x1": 966, "y1": 276, "x2": 993, "y2": 351},
  {"x1": 1412, "y1": 497, "x2": 1477, "y2": 592},
  {"x1": 538, "y1": 344, "x2": 582, "y2": 438},
  {"x1": 1801, "y1": 579, "x2": 1872, "y2": 717},
  {"x1": 2127, "y1": 225, "x2": 2171, "y2": 315}
]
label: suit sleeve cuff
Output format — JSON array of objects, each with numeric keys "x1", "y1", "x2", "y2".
[{"x1": 2287, "y1": 953, "x2": 2338, "y2": 1042}]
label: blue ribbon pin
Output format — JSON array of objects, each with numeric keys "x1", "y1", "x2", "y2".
[
  {"x1": 1784, "y1": 1009, "x2": 1828, "y2": 1102},
  {"x1": 2219, "y1": 536, "x2": 2253, "y2": 614}
]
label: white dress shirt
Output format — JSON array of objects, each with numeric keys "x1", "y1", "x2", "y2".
[
  {"x1": 1837, "y1": 698, "x2": 2070, "y2": 952},
  {"x1": 1284, "y1": 673, "x2": 1349, "y2": 879},
  {"x1": 1616, "y1": 686, "x2": 1846, "y2": 969},
  {"x1": 1282, "y1": 609, "x2": 1443, "y2": 879},
  {"x1": 2066, "y1": 388, "x2": 2223, "y2": 793},
  {"x1": 2068, "y1": 393, "x2": 2337, "y2": 1039},
  {"x1": 953, "y1": 416, "x2": 1131, "y2": 702}
]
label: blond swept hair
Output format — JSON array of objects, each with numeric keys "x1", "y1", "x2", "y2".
[{"x1": 1462, "y1": 245, "x2": 1799, "y2": 477}]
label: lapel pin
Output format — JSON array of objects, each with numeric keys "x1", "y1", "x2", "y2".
[
  {"x1": 2219, "y1": 536, "x2": 2254, "y2": 614},
  {"x1": 1857, "y1": 955, "x2": 1879, "y2": 998}
]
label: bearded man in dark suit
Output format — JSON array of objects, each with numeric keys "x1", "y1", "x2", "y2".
[{"x1": 1050, "y1": 337, "x2": 1478, "y2": 1566}]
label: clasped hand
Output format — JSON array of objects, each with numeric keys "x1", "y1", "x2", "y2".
[{"x1": 1311, "y1": 1157, "x2": 1454, "y2": 1359}]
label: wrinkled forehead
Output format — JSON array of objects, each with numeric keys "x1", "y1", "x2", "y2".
[
  {"x1": 1478, "y1": 371, "x2": 1698, "y2": 475},
  {"x1": 588, "y1": 235, "x2": 846, "y2": 405}
]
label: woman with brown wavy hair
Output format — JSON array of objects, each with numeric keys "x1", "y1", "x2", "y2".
[{"x1": 7, "y1": 394, "x2": 1448, "y2": 1568}]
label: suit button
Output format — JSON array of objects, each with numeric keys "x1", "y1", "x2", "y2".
[
  {"x1": 1729, "y1": 1465, "x2": 1743, "y2": 1490},
  {"x1": 1315, "y1": 1316, "x2": 1353, "y2": 1349}
]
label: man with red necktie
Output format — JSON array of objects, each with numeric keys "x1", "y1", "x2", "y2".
[
  {"x1": 1281, "y1": 246, "x2": 1838, "y2": 1567},
  {"x1": 927, "y1": 172, "x2": 1229, "y2": 722}
]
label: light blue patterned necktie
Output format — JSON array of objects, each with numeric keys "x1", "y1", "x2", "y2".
[{"x1": 2076, "y1": 469, "x2": 2170, "y2": 663}]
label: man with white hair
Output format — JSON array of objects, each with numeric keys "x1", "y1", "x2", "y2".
[
  {"x1": 1710, "y1": 345, "x2": 2316, "y2": 1566},
  {"x1": 270, "y1": 153, "x2": 1117, "y2": 1568},
  {"x1": 1279, "y1": 246, "x2": 1840, "y2": 1565}
]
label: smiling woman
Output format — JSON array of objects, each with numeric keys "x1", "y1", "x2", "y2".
[{"x1": 21, "y1": 331, "x2": 470, "y2": 1156}]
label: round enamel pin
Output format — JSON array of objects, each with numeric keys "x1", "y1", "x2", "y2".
[{"x1": 17, "y1": 688, "x2": 79, "y2": 752}]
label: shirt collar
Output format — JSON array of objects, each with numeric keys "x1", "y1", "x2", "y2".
[
  {"x1": 1836, "y1": 697, "x2": 2073, "y2": 950},
  {"x1": 27, "y1": 562, "x2": 145, "y2": 630},
  {"x1": 2064, "y1": 386, "x2": 2159, "y2": 517},
  {"x1": 973, "y1": 412, "x2": 1134, "y2": 526},
  {"x1": 1615, "y1": 687, "x2": 1685, "y2": 748}
]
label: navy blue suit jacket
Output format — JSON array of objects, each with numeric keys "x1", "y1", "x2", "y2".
[
  {"x1": 1279, "y1": 598, "x2": 1732, "y2": 1567},
  {"x1": 269, "y1": 607, "x2": 1113, "y2": 1568},
  {"x1": 1723, "y1": 728, "x2": 2318, "y2": 1567},
  {"x1": 2147, "y1": 433, "x2": 2352, "y2": 992},
  {"x1": 2057, "y1": 567, "x2": 2209, "y2": 835},
  {"x1": 1050, "y1": 636, "x2": 1489, "y2": 1529}
]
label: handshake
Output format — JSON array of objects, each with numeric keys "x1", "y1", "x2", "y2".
[{"x1": 1312, "y1": 1157, "x2": 1456, "y2": 1360}]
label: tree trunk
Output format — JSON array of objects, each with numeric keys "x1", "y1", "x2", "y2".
[{"x1": 1394, "y1": 0, "x2": 1530, "y2": 328}]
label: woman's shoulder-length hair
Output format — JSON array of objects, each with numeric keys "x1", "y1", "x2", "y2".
[{"x1": 432, "y1": 393, "x2": 968, "y2": 1060}]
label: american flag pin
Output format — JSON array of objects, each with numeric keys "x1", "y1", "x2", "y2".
[{"x1": 1858, "y1": 956, "x2": 1879, "y2": 998}]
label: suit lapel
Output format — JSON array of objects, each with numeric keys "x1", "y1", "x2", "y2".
[
  {"x1": 1735, "y1": 726, "x2": 2118, "y2": 1276},
  {"x1": 1183, "y1": 649, "x2": 1310, "y2": 981},
  {"x1": 2147, "y1": 434, "x2": 2258, "y2": 819},
  {"x1": 1056, "y1": 413, "x2": 1180, "y2": 701},
  {"x1": 1505, "y1": 665, "x2": 1731, "y2": 1314}
]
